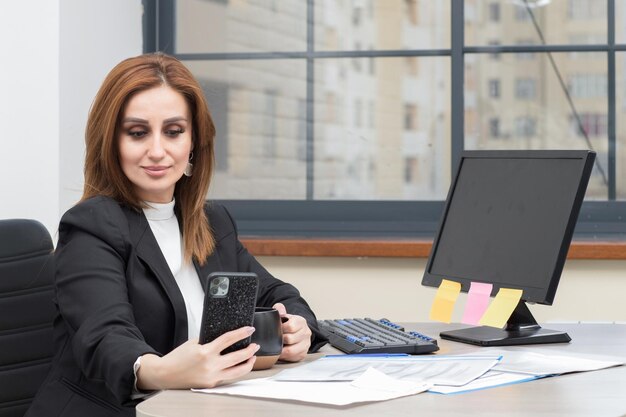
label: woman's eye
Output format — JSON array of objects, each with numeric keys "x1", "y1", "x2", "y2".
[
  {"x1": 166, "y1": 128, "x2": 185, "y2": 137},
  {"x1": 128, "y1": 130, "x2": 147, "y2": 138}
]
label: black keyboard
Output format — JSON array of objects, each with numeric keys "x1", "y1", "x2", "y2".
[{"x1": 318, "y1": 318, "x2": 439, "y2": 355}]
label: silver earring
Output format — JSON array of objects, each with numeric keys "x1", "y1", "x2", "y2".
[{"x1": 183, "y1": 152, "x2": 193, "y2": 177}]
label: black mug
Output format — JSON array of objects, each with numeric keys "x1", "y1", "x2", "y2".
[{"x1": 250, "y1": 307, "x2": 283, "y2": 370}]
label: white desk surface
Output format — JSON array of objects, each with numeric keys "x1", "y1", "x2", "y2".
[{"x1": 136, "y1": 323, "x2": 626, "y2": 417}]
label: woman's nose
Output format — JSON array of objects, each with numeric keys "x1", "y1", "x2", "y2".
[{"x1": 147, "y1": 135, "x2": 166, "y2": 159}]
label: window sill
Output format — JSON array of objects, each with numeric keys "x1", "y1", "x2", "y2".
[{"x1": 240, "y1": 237, "x2": 626, "y2": 260}]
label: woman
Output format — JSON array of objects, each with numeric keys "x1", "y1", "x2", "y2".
[{"x1": 27, "y1": 53, "x2": 326, "y2": 417}]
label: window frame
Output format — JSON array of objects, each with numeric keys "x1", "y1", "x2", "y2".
[{"x1": 143, "y1": 0, "x2": 626, "y2": 245}]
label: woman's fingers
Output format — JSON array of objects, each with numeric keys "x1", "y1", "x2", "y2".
[
  {"x1": 208, "y1": 326, "x2": 255, "y2": 353},
  {"x1": 218, "y1": 342, "x2": 261, "y2": 369}
]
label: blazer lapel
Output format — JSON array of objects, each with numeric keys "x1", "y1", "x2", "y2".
[
  {"x1": 125, "y1": 207, "x2": 189, "y2": 346},
  {"x1": 194, "y1": 246, "x2": 223, "y2": 292}
]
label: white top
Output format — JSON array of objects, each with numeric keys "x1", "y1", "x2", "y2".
[{"x1": 143, "y1": 200, "x2": 204, "y2": 340}]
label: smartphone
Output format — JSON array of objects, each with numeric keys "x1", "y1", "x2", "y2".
[{"x1": 199, "y1": 272, "x2": 259, "y2": 354}]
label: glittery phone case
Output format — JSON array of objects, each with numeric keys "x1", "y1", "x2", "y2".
[{"x1": 199, "y1": 272, "x2": 259, "y2": 353}]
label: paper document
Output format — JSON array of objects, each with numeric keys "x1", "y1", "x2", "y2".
[
  {"x1": 490, "y1": 350, "x2": 624, "y2": 375},
  {"x1": 429, "y1": 370, "x2": 541, "y2": 394},
  {"x1": 273, "y1": 355, "x2": 501, "y2": 387},
  {"x1": 428, "y1": 350, "x2": 624, "y2": 395},
  {"x1": 193, "y1": 367, "x2": 431, "y2": 406}
]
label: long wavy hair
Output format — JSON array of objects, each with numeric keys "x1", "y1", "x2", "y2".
[{"x1": 82, "y1": 52, "x2": 216, "y2": 262}]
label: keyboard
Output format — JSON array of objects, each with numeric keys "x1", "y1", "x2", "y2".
[{"x1": 317, "y1": 318, "x2": 439, "y2": 355}]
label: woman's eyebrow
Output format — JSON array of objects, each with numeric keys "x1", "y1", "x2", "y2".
[
  {"x1": 121, "y1": 117, "x2": 148, "y2": 124},
  {"x1": 120, "y1": 116, "x2": 188, "y2": 124},
  {"x1": 163, "y1": 116, "x2": 188, "y2": 124}
]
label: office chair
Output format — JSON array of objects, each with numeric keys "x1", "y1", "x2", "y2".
[{"x1": 0, "y1": 219, "x2": 55, "y2": 417}]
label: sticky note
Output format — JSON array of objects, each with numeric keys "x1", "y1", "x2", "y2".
[
  {"x1": 478, "y1": 288, "x2": 523, "y2": 328},
  {"x1": 461, "y1": 282, "x2": 493, "y2": 325},
  {"x1": 429, "y1": 279, "x2": 461, "y2": 323}
]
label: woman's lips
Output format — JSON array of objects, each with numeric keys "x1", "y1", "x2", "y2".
[{"x1": 143, "y1": 166, "x2": 169, "y2": 177}]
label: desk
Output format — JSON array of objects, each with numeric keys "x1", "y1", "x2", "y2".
[{"x1": 136, "y1": 323, "x2": 626, "y2": 417}]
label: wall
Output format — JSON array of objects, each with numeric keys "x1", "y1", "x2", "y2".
[
  {"x1": 59, "y1": 0, "x2": 143, "y2": 217},
  {"x1": 0, "y1": 1, "x2": 60, "y2": 233},
  {"x1": 0, "y1": 0, "x2": 143, "y2": 238},
  {"x1": 260, "y1": 256, "x2": 626, "y2": 324}
]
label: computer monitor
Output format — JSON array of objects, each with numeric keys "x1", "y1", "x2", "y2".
[{"x1": 422, "y1": 150, "x2": 596, "y2": 346}]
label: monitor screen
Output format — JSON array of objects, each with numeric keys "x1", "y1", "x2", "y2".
[{"x1": 422, "y1": 150, "x2": 595, "y2": 305}]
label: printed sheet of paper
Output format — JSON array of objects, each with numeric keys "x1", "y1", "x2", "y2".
[
  {"x1": 429, "y1": 279, "x2": 461, "y2": 323},
  {"x1": 193, "y1": 368, "x2": 431, "y2": 406},
  {"x1": 430, "y1": 350, "x2": 624, "y2": 394},
  {"x1": 461, "y1": 282, "x2": 493, "y2": 325},
  {"x1": 478, "y1": 287, "x2": 522, "y2": 328},
  {"x1": 491, "y1": 350, "x2": 625, "y2": 376},
  {"x1": 273, "y1": 355, "x2": 501, "y2": 387},
  {"x1": 428, "y1": 370, "x2": 540, "y2": 394}
]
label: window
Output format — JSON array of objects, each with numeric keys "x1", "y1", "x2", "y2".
[
  {"x1": 514, "y1": 117, "x2": 536, "y2": 138},
  {"x1": 489, "y1": 118, "x2": 500, "y2": 138},
  {"x1": 262, "y1": 90, "x2": 277, "y2": 159},
  {"x1": 516, "y1": 40, "x2": 535, "y2": 60},
  {"x1": 149, "y1": 0, "x2": 625, "y2": 242},
  {"x1": 354, "y1": 98, "x2": 363, "y2": 128},
  {"x1": 404, "y1": 104, "x2": 417, "y2": 131},
  {"x1": 488, "y1": 79, "x2": 500, "y2": 98},
  {"x1": 488, "y1": 41, "x2": 500, "y2": 60},
  {"x1": 488, "y1": 3, "x2": 500, "y2": 22},
  {"x1": 515, "y1": 78, "x2": 536, "y2": 100},
  {"x1": 514, "y1": 5, "x2": 530, "y2": 21},
  {"x1": 405, "y1": 0, "x2": 418, "y2": 25},
  {"x1": 569, "y1": 74, "x2": 607, "y2": 98},
  {"x1": 404, "y1": 157, "x2": 418, "y2": 183},
  {"x1": 571, "y1": 113, "x2": 608, "y2": 137},
  {"x1": 568, "y1": 0, "x2": 606, "y2": 20}
]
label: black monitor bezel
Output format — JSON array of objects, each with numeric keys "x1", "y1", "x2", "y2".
[{"x1": 421, "y1": 149, "x2": 596, "y2": 305}]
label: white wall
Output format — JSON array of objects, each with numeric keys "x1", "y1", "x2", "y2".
[
  {"x1": 0, "y1": 1, "x2": 60, "y2": 234},
  {"x1": 0, "y1": 0, "x2": 143, "y2": 238},
  {"x1": 59, "y1": 0, "x2": 143, "y2": 216},
  {"x1": 0, "y1": 1, "x2": 624, "y2": 324}
]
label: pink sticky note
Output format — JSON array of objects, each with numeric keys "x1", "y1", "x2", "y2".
[{"x1": 461, "y1": 282, "x2": 493, "y2": 325}]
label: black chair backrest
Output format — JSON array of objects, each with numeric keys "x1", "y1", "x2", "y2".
[{"x1": 0, "y1": 219, "x2": 55, "y2": 417}]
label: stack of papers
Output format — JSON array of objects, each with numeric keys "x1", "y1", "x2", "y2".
[
  {"x1": 194, "y1": 367, "x2": 431, "y2": 406},
  {"x1": 193, "y1": 351, "x2": 623, "y2": 405}
]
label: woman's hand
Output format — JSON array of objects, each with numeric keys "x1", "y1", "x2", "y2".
[
  {"x1": 272, "y1": 303, "x2": 312, "y2": 362},
  {"x1": 137, "y1": 326, "x2": 259, "y2": 390}
]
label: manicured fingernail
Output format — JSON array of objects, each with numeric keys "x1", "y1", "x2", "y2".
[
  {"x1": 253, "y1": 343, "x2": 260, "y2": 352},
  {"x1": 247, "y1": 326, "x2": 256, "y2": 335}
]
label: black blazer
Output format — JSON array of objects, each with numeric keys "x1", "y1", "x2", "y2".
[{"x1": 26, "y1": 196, "x2": 326, "y2": 417}]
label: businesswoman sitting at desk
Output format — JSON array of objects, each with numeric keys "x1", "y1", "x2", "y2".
[{"x1": 27, "y1": 52, "x2": 326, "y2": 417}]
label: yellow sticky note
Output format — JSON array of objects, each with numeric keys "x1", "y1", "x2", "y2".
[
  {"x1": 478, "y1": 288, "x2": 523, "y2": 328},
  {"x1": 429, "y1": 279, "x2": 461, "y2": 323}
]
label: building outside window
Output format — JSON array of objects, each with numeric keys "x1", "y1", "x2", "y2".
[{"x1": 150, "y1": 0, "x2": 625, "y2": 239}]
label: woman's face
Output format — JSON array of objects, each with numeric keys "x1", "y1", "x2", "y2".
[{"x1": 118, "y1": 85, "x2": 193, "y2": 203}]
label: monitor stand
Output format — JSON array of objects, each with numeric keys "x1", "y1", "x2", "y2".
[{"x1": 439, "y1": 301, "x2": 571, "y2": 346}]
